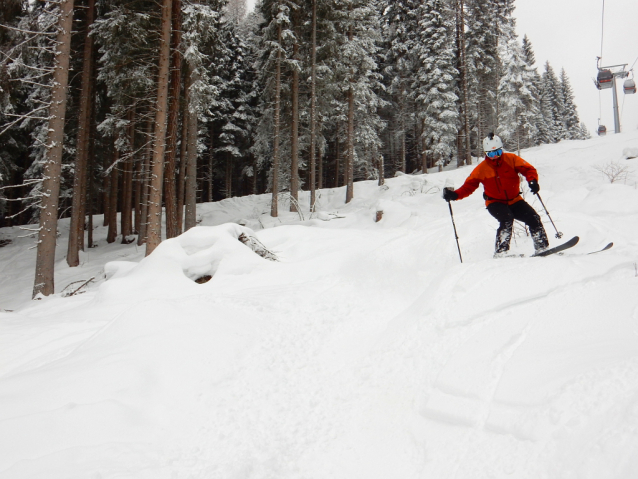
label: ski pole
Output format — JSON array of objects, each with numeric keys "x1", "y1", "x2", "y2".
[
  {"x1": 535, "y1": 192, "x2": 563, "y2": 239},
  {"x1": 447, "y1": 201, "x2": 463, "y2": 263}
]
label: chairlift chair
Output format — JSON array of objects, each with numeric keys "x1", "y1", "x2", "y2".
[
  {"x1": 624, "y1": 78, "x2": 636, "y2": 94},
  {"x1": 597, "y1": 125, "x2": 607, "y2": 136},
  {"x1": 596, "y1": 69, "x2": 614, "y2": 90}
]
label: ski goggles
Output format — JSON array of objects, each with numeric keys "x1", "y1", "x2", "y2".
[{"x1": 486, "y1": 148, "x2": 502, "y2": 158}]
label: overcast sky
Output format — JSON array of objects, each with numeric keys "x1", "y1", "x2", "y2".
[
  {"x1": 516, "y1": 0, "x2": 638, "y2": 135},
  {"x1": 245, "y1": 0, "x2": 638, "y2": 136}
]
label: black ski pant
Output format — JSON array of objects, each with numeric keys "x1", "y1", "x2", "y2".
[{"x1": 487, "y1": 200, "x2": 549, "y2": 253}]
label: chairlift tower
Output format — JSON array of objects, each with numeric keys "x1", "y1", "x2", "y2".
[{"x1": 595, "y1": 59, "x2": 629, "y2": 134}]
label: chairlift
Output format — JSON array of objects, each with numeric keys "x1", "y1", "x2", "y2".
[
  {"x1": 624, "y1": 78, "x2": 636, "y2": 95},
  {"x1": 596, "y1": 69, "x2": 614, "y2": 90},
  {"x1": 597, "y1": 125, "x2": 607, "y2": 136}
]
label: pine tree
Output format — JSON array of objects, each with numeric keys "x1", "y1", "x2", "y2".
[
  {"x1": 558, "y1": 68, "x2": 583, "y2": 140},
  {"x1": 304, "y1": 0, "x2": 345, "y2": 192},
  {"x1": 415, "y1": 0, "x2": 458, "y2": 167},
  {"x1": 465, "y1": 0, "x2": 499, "y2": 143},
  {"x1": 382, "y1": 0, "x2": 419, "y2": 173},
  {"x1": 145, "y1": 0, "x2": 173, "y2": 255},
  {"x1": 333, "y1": 0, "x2": 385, "y2": 201},
  {"x1": 67, "y1": 0, "x2": 97, "y2": 265},
  {"x1": 226, "y1": 0, "x2": 247, "y2": 23},
  {"x1": 213, "y1": 22, "x2": 251, "y2": 200},
  {"x1": 521, "y1": 34, "x2": 546, "y2": 146},
  {"x1": 93, "y1": 0, "x2": 161, "y2": 246},
  {"x1": 497, "y1": 34, "x2": 539, "y2": 153},
  {"x1": 540, "y1": 61, "x2": 566, "y2": 143},
  {"x1": 1, "y1": 2, "x2": 68, "y2": 228},
  {"x1": 182, "y1": 0, "x2": 224, "y2": 227},
  {"x1": 164, "y1": 0, "x2": 184, "y2": 240},
  {"x1": 455, "y1": 0, "x2": 471, "y2": 166},
  {"x1": 0, "y1": 0, "x2": 33, "y2": 226},
  {"x1": 254, "y1": 0, "x2": 293, "y2": 216},
  {"x1": 578, "y1": 122, "x2": 591, "y2": 139},
  {"x1": 33, "y1": 0, "x2": 76, "y2": 297}
]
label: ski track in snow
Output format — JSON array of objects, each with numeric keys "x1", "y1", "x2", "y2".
[{"x1": 1, "y1": 131, "x2": 638, "y2": 478}]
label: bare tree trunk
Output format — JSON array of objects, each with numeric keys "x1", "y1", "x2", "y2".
[
  {"x1": 345, "y1": 13, "x2": 355, "y2": 204},
  {"x1": 137, "y1": 127, "x2": 153, "y2": 246},
  {"x1": 176, "y1": 106, "x2": 188, "y2": 231},
  {"x1": 184, "y1": 63, "x2": 199, "y2": 231},
  {"x1": 335, "y1": 124, "x2": 341, "y2": 188},
  {"x1": 225, "y1": 153, "x2": 232, "y2": 198},
  {"x1": 87, "y1": 191, "x2": 93, "y2": 248},
  {"x1": 102, "y1": 157, "x2": 110, "y2": 227},
  {"x1": 477, "y1": 99, "x2": 484, "y2": 150},
  {"x1": 251, "y1": 152, "x2": 257, "y2": 194},
  {"x1": 145, "y1": 0, "x2": 173, "y2": 255},
  {"x1": 309, "y1": 0, "x2": 317, "y2": 208},
  {"x1": 87, "y1": 115, "x2": 96, "y2": 248},
  {"x1": 33, "y1": 0, "x2": 75, "y2": 298},
  {"x1": 133, "y1": 122, "x2": 146, "y2": 234},
  {"x1": 458, "y1": 0, "x2": 471, "y2": 167},
  {"x1": 401, "y1": 119, "x2": 406, "y2": 173},
  {"x1": 290, "y1": 8, "x2": 300, "y2": 212},
  {"x1": 377, "y1": 155, "x2": 384, "y2": 186},
  {"x1": 421, "y1": 119, "x2": 429, "y2": 173},
  {"x1": 67, "y1": 0, "x2": 95, "y2": 267},
  {"x1": 345, "y1": 86, "x2": 354, "y2": 203},
  {"x1": 207, "y1": 128, "x2": 214, "y2": 202},
  {"x1": 133, "y1": 151, "x2": 142, "y2": 234},
  {"x1": 120, "y1": 113, "x2": 135, "y2": 242},
  {"x1": 164, "y1": 0, "x2": 182, "y2": 239},
  {"x1": 106, "y1": 150, "x2": 119, "y2": 244},
  {"x1": 270, "y1": 23, "x2": 282, "y2": 217},
  {"x1": 318, "y1": 123, "x2": 324, "y2": 190}
]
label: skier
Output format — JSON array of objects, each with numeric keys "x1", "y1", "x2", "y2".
[{"x1": 442, "y1": 133, "x2": 549, "y2": 257}]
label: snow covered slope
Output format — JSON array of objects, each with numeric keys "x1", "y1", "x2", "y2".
[{"x1": 1, "y1": 131, "x2": 638, "y2": 479}]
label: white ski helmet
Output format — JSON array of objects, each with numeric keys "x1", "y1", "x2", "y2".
[{"x1": 483, "y1": 132, "x2": 503, "y2": 152}]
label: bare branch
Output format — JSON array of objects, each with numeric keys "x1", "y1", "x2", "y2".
[
  {"x1": 0, "y1": 179, "x2": 43, "y2": 191},
  {"x1": 61, "y1": 277, "x2": 96, "y2": 297},
  {"x1": 0, "y1": 23, "x2": 58, "y2": 36},
  {"x1": 7, "y1": 204, "x2": 39, "y2": 220},
  {"x1": 593, "y1": 161, "x2": 634, "y2": 184}
]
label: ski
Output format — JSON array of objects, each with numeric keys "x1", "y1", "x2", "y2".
[
  {"x1": 532, "y1": 236, "x2": 579, "y2": 257},
  {"x1": 495, "y1": 238, "x2": 612, "y2": 259},
  {"x1": 587, "y1": 242, "x2": 613, "y2": 255}
]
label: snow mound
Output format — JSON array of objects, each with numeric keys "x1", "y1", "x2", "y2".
[
  {"x1": 100, "y1": 223, "x2": 266, "y2": 302},
  {"x1": 622, "y1": 147, "x2": 638, "y2": 159}
]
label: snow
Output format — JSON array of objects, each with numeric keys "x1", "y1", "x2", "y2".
[{"x1": 1, "y1": 131, "x2": 638, "y2": 479}]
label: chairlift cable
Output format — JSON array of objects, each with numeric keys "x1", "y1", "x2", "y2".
[
  {"x1": 596, "y1": 0, "x2": 605, "y2": 122},
  {"x1": 599, "y1": 0, "x2": 605, "y2": 61}
]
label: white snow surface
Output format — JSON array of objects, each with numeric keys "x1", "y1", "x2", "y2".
[{"x1": 2, "y1": 131, "x2": 638, "y2": 479}]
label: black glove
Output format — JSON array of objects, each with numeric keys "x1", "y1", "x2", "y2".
[
  {"x1": 443, "y1": 187, "x2": 458, "y2": 202},
  {"x1": 528, "y1": 180, "x2": 540, "y2": 195}
]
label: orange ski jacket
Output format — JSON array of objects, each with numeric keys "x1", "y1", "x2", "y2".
[{"x1": 454, "y1": 152, "x2": 539, "y2": 206}]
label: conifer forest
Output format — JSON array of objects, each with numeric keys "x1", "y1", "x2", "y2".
[{"x1": 0, "y1": 0, "x2": 589, "y2": 297}]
